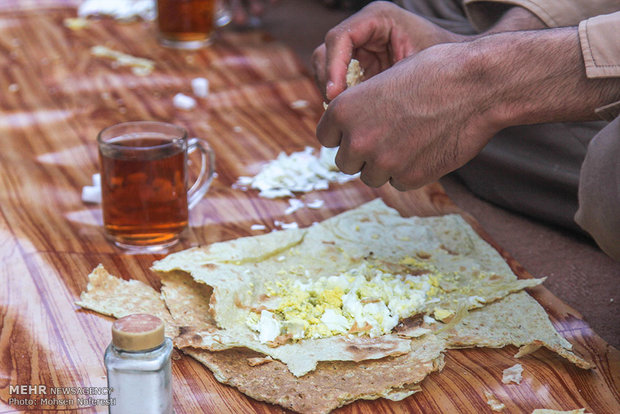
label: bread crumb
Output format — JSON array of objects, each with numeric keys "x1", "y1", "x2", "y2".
[
  {"x1": 247, "y1": 356, "x2": 274, "y2": 367},
  {"x1": 484, "y1": 391, "x2": 505, "y2": 412},
  {"x1": 63, "y1": 17, "x2": 90, "y2": 30},
  {"x1": 502, "y1": 363, "x2": 523, "y2": 384},
  {"x1": 91, "y1": 46, "x2": 155, "y2": 75}
]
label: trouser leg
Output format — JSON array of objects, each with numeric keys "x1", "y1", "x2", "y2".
[
  {"x1": 454, "y1": 122, "x2": 606, "y2": 232},
  {"x1": 395, "y1": 0, "x2": 477, "y2": 34}
]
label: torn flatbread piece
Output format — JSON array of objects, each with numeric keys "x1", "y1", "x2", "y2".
[
  {"x1": 502, "y1": 363, "x2": 523, "y2": 384},
  {"x1": 442, "y1": 291, "x2": 591, "y2": 368},
  {"x1": 76, "y1": 264, "x2": 178, "y2": 338}
]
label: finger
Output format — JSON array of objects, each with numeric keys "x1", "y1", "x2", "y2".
[
  {"x1": 311, "y1": 44, "x2": 327, "y2": 99},
  {"x1": 334, "y1": 136, "x2": 365, "y2": 175},
  {"x1": 324, "y1": 26, "x2": 353, "y2": 101},
  {"x1": 316, "y1": 105, "x2": 342, "y2": 148},
  {"x1": 324, "y1": 8, "x2": 391, "y2": 100},
  {"x1": 360, "y1": 162, "x2": 390, "y2": 188}
]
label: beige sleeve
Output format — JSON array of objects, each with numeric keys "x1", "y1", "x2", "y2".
[
  {"x1": 463, "y1": 0, "x2": 619, "y2": 31},
  {"x1": 575, "y1": 116, "x2": 620, "y2": 261},
  {"x1": 579, "y1": 12, "x2": 620, "y2": 79}
]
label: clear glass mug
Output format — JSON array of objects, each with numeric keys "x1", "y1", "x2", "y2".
[
  {"x1": 156, "y1": 0, "x2": 218, "y2": 49},
  {"x1": 98, "y1": 121, "x2": 215, "y2": 251}
]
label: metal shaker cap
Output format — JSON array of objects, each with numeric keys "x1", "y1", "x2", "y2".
[{"x1": 112, "y1": 314, "x2": 165, "y2": 351}]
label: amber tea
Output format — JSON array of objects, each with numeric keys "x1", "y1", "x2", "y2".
[
  {"x1": 98, "y1": 122, "x2": 214, "y2": 251},
  {"x1": 157, "y1": 0, "x2": 216, "y2": 49},
  {"x1": 100, "y1": 136, "x2": 188, "y2": 247}
]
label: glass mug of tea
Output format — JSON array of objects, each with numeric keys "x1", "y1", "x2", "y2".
[
  {"x1": 98, "y1": 121, "x2": 215, "y2": 251},
  {"x1": 156, "y1": 0, "x2": 217, "y2": 49}
]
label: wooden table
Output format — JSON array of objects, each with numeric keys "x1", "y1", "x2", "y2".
[{"x1": 0, "y1": 2, "x2": 618, "y2": 413}]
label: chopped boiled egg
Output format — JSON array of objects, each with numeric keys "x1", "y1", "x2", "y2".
[{"x1": 247, "y1": 262, "x2": 445, "y2": 342}]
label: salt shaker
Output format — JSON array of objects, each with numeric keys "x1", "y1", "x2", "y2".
[{"x1": 104, "y1": 314, "x2": 173, "y2": 414}]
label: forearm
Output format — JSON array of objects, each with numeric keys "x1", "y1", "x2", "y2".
[{"x1": 464, "y1": 27, "x2": 620, "y2": 128}]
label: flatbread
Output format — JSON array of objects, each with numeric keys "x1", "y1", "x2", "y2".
[
  {"x1": 151, "y1": 199, "x2": 552, "y2": 375},
  {"x1": 79, "y1": 267, "x2": 444, "y2": 414},
  {"x1": 77, "y1": 199, "x2": 592, "y2": 413}
]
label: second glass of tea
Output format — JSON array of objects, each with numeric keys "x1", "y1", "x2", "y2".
[
  {"x1": 98, "y1": 121, "x2": 215, "y2": 251},
  {"x1": 157, "y1": 0, "x2": 217, "y2": 49}
]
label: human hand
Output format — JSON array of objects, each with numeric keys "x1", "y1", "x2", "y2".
[
  {"x1": 312, "y1": 1, "x2": 463, "y2": 101},
  {"x1": 316, "y1": 42, "x2": 500, "y2": 190},
  {"x1": 316, "y1": 25, "x2": 620, "y2": 191}
]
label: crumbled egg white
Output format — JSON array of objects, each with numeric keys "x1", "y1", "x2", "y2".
[
  {"x1": 274, "y1": 220, "x2": 299, "y2": 230},
  {"x1": 284, "y1": 198, "x2": 305, "y2": 215},
  {"x1": 290, "y1": 99, "x2": 309, "y2": 109},
  {"x1": 257, "y1": 310, "x2": 281, "y2": 343},
  {"x1": 191, "y1": 77, "x2": 209, "y2": 98},
  {"x1": 249, "y1": 262, "x2": 443, "y2": 342},
  {"x1": 81, "y1": 173, "x2": 102, "y2": 204},
  {"x1": 234, "y1": 146, "x2": 358, "y2": 199},
  {"x1": 173, "y1": 93, "x2": 197, "y2": 110},
  {"x1": 306, "y1": 199, "x2": 324, "y2": 209}
]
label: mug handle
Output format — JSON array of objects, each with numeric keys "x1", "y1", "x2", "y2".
[{"x1": 187, "y1": 137, "x2": 215, "y2": 210}]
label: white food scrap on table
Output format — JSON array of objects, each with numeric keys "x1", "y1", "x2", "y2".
[
  {"x1": 82, "y1": 173, "x2": 102, "y2": 204},
  {"x1": 274, "y1": 220, "x2": 298, "y2": 230},
  {"x1": 502, "y1": 363, "x2": 523, "y2": 384},
  {"x1": 234, "y1": 146, "x2": 358, "y2": 199},
  {"x1": 173, "y1": 93, "x2": 197, "y2": 111},
  {"x1": 284, "y1": 199, "x2": 305, "y2": 215},
  {"x1": 91, "y1": 46, "x2": 155, "y2": 76},
  {"x1": 78, "y1": 0, "x2": 156, "y2": 21},
  {"x1": 191, "y1": 77, "x2": 210, "y2": 98},
  {"x1": 63, "y1": 17, "x2": 90, "y2": 30},
  {"x1": 484, "y1": 391, "x2": 505, "y2": 412},
  {"x1": 290, "y1": 99, "x2": 309, "y2": 109}
]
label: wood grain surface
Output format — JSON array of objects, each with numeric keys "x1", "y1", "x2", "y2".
[{"x1": 0, "y1": 2, "x2": 618, "y2": 413}]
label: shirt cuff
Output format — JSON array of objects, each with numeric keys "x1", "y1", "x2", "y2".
[{"x1": 578, "y1": 12, "x2": 620, "y2": 79}]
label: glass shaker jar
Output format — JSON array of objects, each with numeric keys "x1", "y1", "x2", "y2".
[{"x1": 104, "y1": 314, "x2": 173, "y2": 414}]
